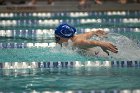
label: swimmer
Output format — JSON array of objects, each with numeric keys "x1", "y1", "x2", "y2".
[{"x1": 55, "y1": 23, "x2": 118, "y2": 55}]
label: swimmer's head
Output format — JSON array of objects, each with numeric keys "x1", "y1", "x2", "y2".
[{"x1": 55, "y1": 23, "x2": 76, "y2": 38}]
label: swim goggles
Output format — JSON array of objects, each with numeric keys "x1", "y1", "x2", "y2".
[{"x1": 55, "y1": 36, "x2": 60, "y2": 43}]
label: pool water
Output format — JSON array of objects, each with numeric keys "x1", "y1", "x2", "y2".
[
  {"x1": 0, "y1": 32, "x2": 140, "y2": 62},
  {"x1": 0, "y1": 11, "x2": 140, "y2": 92},
  {"x1": 0, "y1": 67, "x2": 140, "y2": 92}
]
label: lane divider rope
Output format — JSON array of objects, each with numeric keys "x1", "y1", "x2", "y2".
[{"x1": 0, "y1": 61, "x2": 140, "y2": 69}]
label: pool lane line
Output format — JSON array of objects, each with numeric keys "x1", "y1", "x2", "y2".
[
  {"x1": 0, "y1": 42, "x2": 56, "y2": 48},
  {"x1": 0, "y1": 28, "x2": 140, "y2": 39},
  {"x1": 0, "y1": 89, "x2": 140, "y2": 93},
  {"x1": 0, "y1": 61, "x2": 140, "y2": 69}
]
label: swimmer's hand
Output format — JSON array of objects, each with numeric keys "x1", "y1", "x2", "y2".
[
  {"x1": 99, "y1": 41, "x2": 118, "y2": 55},
  {"x1": 95, "y1": 30, "x2": 107, "y2": 37}
]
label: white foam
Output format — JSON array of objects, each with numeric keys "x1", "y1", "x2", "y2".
[{"x1": 105, "y1": 33, "x2": 140, "y2": 60}]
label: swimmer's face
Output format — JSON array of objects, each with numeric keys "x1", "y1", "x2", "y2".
[{"x1": 55, "y1": 35, "x2": 69, "y2": 44}]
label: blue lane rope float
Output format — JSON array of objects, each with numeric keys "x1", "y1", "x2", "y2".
[
  {"x1": 28, "y1": 89, "x2": 140, "y2": 93},
  {"x1": 0, "y1": 89, "x2": 139, "y2": 93},
  {"x1": 0, "y1": 89, "x2": 140, "y2": 93},
  {"x1": 0, "y1": 28, "x2": 140, "y2": 38},
  {"x1": 0, "y1": 43, "x2": 57, "y2": 48},
  {"x1": 1, "y1": 18, "x2": 140, "y2": 27},
  {"x1": 0, "y1": 38, "x2": 140, "y2": 49},
  {"x1": 0, "y1": 11, "x2": 140, "y2": 18},
  {"x1": 0, "y1": 61, "x2": 140, "y2": 69}
]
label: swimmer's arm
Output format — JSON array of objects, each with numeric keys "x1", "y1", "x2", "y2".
[
  {"x1": 83, "y1": 30, "x2": 107, "y2": 39},
  {"x1": 74, "y1": 40, "x2": 118, "y2": 54}
]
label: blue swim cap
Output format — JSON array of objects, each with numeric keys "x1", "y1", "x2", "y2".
[{"x1": 55, "y1": 23, "x2": 76, "y2": 38}]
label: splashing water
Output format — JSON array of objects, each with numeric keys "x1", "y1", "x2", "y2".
[
  {"x1": 88, "y1": 33, "x2": 140, "y2": 60},
  {"x1": 51, "y1": 33, "x2": 140, "y2": 61},
  {"x1": 103, "y1": 33, "x2": 140, "y2": 61}
]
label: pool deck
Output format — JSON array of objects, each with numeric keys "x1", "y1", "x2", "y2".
[{"x1": 0, "y1": 1, "x2": 140, "y2": 12}]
